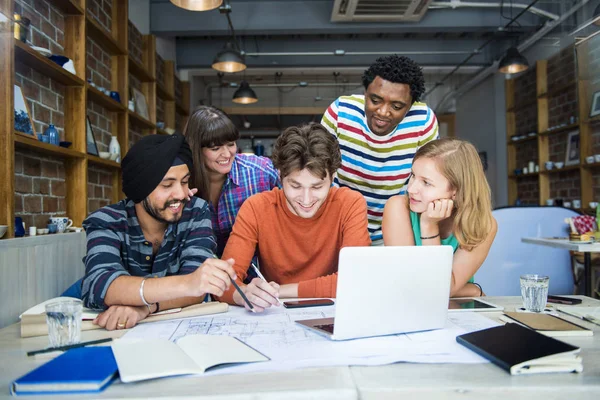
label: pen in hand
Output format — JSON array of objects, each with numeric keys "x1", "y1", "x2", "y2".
[
  {"x1": 250, "y1": 262, "x2": 282, "y2": 306},
  {"x1": 210, "y1": 254, "x2": 255, "y2": 313}
]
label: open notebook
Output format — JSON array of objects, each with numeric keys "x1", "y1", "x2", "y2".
[
  {"x1": 111, "y1": 335, "x2": 269, "y2": 382},
  {"x1": 20, "y1": 298, "x2": 228, "y2": 337},
  {"x1": 502, "y1": 312, "x2": 593, "y2": 337}
]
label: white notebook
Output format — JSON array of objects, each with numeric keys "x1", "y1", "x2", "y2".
[{"x1": 112, "y1": 335, "x2": 269, "y2": 383}]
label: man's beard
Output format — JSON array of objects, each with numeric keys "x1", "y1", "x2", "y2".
[{"x1": 142, "y1": 198, "x2": 187, "y2": 224}]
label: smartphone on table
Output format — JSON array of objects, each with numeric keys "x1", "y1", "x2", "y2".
[
  {"x1": 283, "y1": 299, "x2": 334, "y2": 309},
  {"x1": 547, "y1": 295, "x2": 582, "y2": 305}
]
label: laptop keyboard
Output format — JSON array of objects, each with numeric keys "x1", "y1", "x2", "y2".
[{"x1": 314, "y1": 323, "x2": 335, "y2": 333}]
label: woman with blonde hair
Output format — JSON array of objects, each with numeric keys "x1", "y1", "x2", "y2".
[{"x1": 382, "y1": 137, "x2": 496, "y2": 297}]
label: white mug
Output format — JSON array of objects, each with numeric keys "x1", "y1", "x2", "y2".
[
  {"x1": 49, "y1": 217, "x2": 73, "y2": 233},
  {"x1": 572, "y1": 200, "x2": 581, "y2": 209}
]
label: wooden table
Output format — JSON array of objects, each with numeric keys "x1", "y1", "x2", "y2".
[
  {"x1": 1, "y1": 297, "x2": 599, "y2": 399},
  {"x1": 522, "y1": 237, "x2": 600, "y2": 297}
]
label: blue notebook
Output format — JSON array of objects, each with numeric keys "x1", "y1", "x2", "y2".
[{"x1": 11, "y1": 346, "x2": 118, "y2": 396}]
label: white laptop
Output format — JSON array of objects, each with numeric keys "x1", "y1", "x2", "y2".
[{"x1": 296, "y1": 245, "x2": 453, "y2": 340}]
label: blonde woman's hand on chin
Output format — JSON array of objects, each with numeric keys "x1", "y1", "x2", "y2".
[{"x1": 421, "y1": 198, "x2": 454, "y2": 226}]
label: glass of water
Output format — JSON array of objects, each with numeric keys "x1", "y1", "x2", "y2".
[
  {"x1": 45, "y1": 299, "x2": 83, "y2": 347},
  {"x1": 520, "y1": 274, "x2": 549, "y2": 312}
]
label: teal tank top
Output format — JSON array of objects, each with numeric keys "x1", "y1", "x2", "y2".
[{"x1": 409, "y1": 211, "x2": 474, "y2": 283}]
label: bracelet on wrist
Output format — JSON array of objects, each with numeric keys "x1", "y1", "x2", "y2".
[
  {"x1": 420, "y1": 233, "x2": 440, "y2": 240},
  {"x1": 140, "y1": 278, "x2": 156, "y2": 311},
  {"x1": 473, "y1": 283, "x2": 483, "y2": 296}
]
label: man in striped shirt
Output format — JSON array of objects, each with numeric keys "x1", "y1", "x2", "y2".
[
  {"x1": 81, "y1": 134, "x2": 236, "y2": 330},
  {"x1": 321, "y1": 55, "x2": 439, "y2": 245}
]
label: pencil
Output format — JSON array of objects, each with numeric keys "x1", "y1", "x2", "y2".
[
  {"x1": 210, "y1": 254, "x2": 255, "y2": 312},
  {"x1": 27, "y1": 338, "x2": 113, "y2": 357},
  {"x1": 250, "y1": 262, "x2": 283, "y2": 305}
]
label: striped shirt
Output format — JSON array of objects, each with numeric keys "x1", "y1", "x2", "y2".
[
  {"x1": 321, "y1": 94, "x2": 438, "y2": 245},
  {"x1": 81, "y1": 197, "x2": 216, "y2": 310},
  {"x1": 210, "y1": 154, "x2": 280, "y2": 256}
]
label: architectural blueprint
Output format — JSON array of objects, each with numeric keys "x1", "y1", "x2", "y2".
[{"x1": 123, "y1": 305, "x2": 499, "y2": 375}]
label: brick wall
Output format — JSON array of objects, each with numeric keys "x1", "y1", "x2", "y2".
[
  {"x1": 549, "y1": 171, "x2": 581, "y2": 201},
  {"x1": 548, "y1": 88, "x2": 577, "y2": 129},
  {"x1": 128, "y1": 20, "x2": 143, "y2": 65},
  {"x1": 515, "y1": 141, "x2": 538, "y2": 171},
  {"x1": 87, "y1": 0, "x2": 112, "y2": 32},
  {"x1": 594, "y1": 173, "x2": 600, "y2": 203},
  {"x1": 14, "y1": 151, "x2": 67, "y2": 230},
  {"x1": 88, "y1": 166, "x2": 113, "y2": 211},
  {"x1": 514, "y1": 103, "x2": 537, "y2": 136},
  {"x1": 87, "y1": 101, "x2": 112, "y2": 152},
  {"x1": 547, "y1": 47, "x2": 576, "y2": 91},
  {"x1": 548, "y1": 133, "x2": 569, "y2": 163},
  {"x1": 156, "y1": 97, "x2": 165, "y2": 126},
  {"x1": 86, "y1": 38, "x2": 112, "y2": 91},
  {"x1": 514, "y1": 67, "x2": 536, "y2": 106},
  {"x1": 592, "y1": 121, "x2": 600, "y2": 156},
  {"x1": 516, "y1": 177, "x2": 539, "y2": 205},
  {"x1": 14, "y1": 0, "x2": 65, "y2": 55},
  {"x1": 156, "y1": 53, "x2": 165, "y2": 87},
  {"x1": 175, "y1": 75, "x2": 182, "y2": 100}
]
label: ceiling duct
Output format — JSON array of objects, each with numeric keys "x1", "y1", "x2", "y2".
[{"x1": 331, "y1": 0, "x2": 432, "y2": 22}]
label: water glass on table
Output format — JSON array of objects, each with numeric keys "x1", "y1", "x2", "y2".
[
  {"x1": 45, "y1": 299, "x2": 83, "y2": 347},
  {"x1": 520, "y1": 274, "x2": 549, "y2": 312}
]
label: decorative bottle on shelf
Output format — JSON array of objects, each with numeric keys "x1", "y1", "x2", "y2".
[
  {"x1": 254, "y1": 140, "x2": 264, "y2": 156},
  {"x1": 45, "y1": 124, "x2": 59, "y2": 146},
  {"x1": 109, "y1": 136, "x2": 121, "y2": 163}
]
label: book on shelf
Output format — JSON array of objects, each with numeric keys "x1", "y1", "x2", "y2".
[
  {"x1": 456, "y1": 323, "x2": 583, "y2": 375},
  {"x1": 112, "y1": 335, "x2": 269, "y2": 383},
  {"x1": 20, "y1": 297, "x2": 228, "y2": 338},
  {"x1": 11, "y1": 346, "x2": 118, "y2": 395},
  {"x1": 502, "y1": 312, "x2": 593, "y2": 337}
]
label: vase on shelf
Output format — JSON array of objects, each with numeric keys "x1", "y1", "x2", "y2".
[
  {"x1": 109, "y1": 136, "x2": 121, "y2": 163},
  {"x1": 44, "y1": 124, "x2": 59, "y2": 146}
]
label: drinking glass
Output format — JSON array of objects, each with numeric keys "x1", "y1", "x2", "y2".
[
  {"x1": 45, "y1": 299, "x2": 82, "y2": 347},
  {"x1": 520, "y1": 275, "x2": 549, "y2": 312}
]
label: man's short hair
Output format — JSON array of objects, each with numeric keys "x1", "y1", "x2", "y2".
[
  {"x1": 362, "y1": 55, "x2": 426, "y2": 103},
  {"x1": 272, "y1": 123, "x2": 341, "y2": 181}
]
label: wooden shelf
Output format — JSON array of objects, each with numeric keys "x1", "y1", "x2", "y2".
[
  {"x1": 509, "y1": 172, "x2": 539, "y2": 179},
  {"x1": 156, "y1": 82, "x2": 175, "y2": 101},
  {"x1": 13, "y1": 132, "x2": 85, "y2": 159},
  {"x1": 588, "y1": 114, "x2": 600, "y2": 123},
  {"x1": 176, "y1": 102, "x2": 189, "y2": 116},
  {"x1": 86, "y1": 14, "x2": 126, "y2": 55},
  {"x1": 538, "y1": 123, "x2": 579, "y2": 136},
  {"x1": 48, "y1": 0, "x2": 84, "y2": 15},
  {"x1": 583, "y1": 161, "x2": 600, "y2": 169},
  {"x1": 14, "y1": 39, "x2": 85, "y2": 86},
  {"x1": 507, "y1": 135, "x2": 537, "y2": 145},
  {"x1": 128, "y1": 110, "x2": 155, "y2": 129},
  {"x1": 87, "y1": 85, "x2": 126, "y2": 111},
  {"x1": 88, "y1": 155, "x2": 120, "y2": 169},
  {"x1": 542, "y1": 164, "x2": 580, "y2": 174},
  {"x1": 128, "y1": 55, "x2": 154, "y2": 82}
]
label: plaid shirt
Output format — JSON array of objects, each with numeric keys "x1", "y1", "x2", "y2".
[
  {"x1": 81, "y1": 197, "x2": 216, "y2": 310},
  {"x1": 210, "y1": 154, "x2": 280, "y2": 256}
]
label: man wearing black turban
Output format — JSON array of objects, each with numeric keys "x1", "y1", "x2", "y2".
[{"x1": 80, "y1": 134, "x2": 236, "y2": 331}]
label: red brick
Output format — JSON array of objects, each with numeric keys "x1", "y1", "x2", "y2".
[
  {"x1": 51, "y1": 112, "x2": 64, "y2": 130},
  {"x1": 43, "y1": 196, "x2": 59, "y2": 213},
  {"x1": 34, "y1": 103, "x2": 51, "y2": 124},
  {"x1": 21, "y1": 78, "x2": 41, "y2": 102},
  {"x1": 50, "y1": 9, "x2": 64, "y2": 32},
  {"x1": 88, "y1": 170, "x2": 99, "y2": 184},
  {"x1": 33, "y1": 177, "x2": 51, "y2": 194},
  {"x1": 34, "y1": 0, "x2": 50, "y2": 19},
  {"x1": 41, "y1": 88, "x2": 57, "y2": 109},
  {"x1": 104, "y1": 186, "x2": 113, "y2": 200},
  {"x1": 33, "y1": 214, "x2": 51, "y2": 229},
  {"x1": 94, "y1": 185, "x2": 103, "y2": 198},
  {"x1": 40, "y1": 19, "x2": 56, "y2": 42},
  {"x1": 14, "y1": 194, "x2": 23, "y2": 213},
  {"x1": 24, "y1": 195, "x2": 42, "y2": 213},
  {"x1": 51, "y1": 180, "x2": 66, "y2": 197},
  {"x1": 23, "y1": 156, "x2": 41, "y2": 176},
  {"x1": 57, "y1": 198, "x2": 66, "y2": 213},
  {"x1": 15, "y1": 175, "x2": 32, "y2": 193},
  {"x1": 41, "y1": 161, "x2": 59, "y2": 178},
  {"x1": 88, "y1": 199, "x2": 101, "y2": 213}
]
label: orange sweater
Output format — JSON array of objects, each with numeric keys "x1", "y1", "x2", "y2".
[{"x1": 219, "y1": 187, "x2": 370, "y2": 303}]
